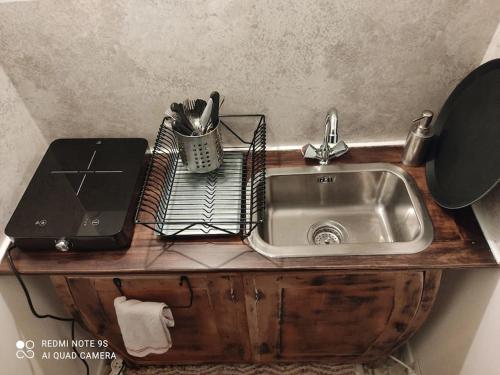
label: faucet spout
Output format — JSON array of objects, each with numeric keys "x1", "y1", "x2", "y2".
[
  {"x1": 301, "y1": 107, "x2": 348, "y2": 164},
  {"x1": 319, "y1": 108, "x2": 339, "y2": 164},
  {"x1": 324, "y1": 108, "x2": 338, "y2": 145}
]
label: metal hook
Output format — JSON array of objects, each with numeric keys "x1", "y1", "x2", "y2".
[
  {"x1": 113, "y1": 277, "x2": 124, "y2": 295},
  {"x1": 112, "y1": 275, "x2": 193, "y2": 309},
  {"x1": 176, "y1": 276, "x2": 193, "y2": 308}
]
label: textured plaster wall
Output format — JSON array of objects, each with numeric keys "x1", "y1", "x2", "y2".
[
  {"x1": 1, "y1": 0, "x2": 500, "y2": 146},
  {"x1": 0, "y1": 66, "x2": 46, "y2": 234}
]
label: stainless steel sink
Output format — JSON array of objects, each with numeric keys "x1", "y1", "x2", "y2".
[{"x1": 248, "y1": 163, "x2": 433, "y2": 257}]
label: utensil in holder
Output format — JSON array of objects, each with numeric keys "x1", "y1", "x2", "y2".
[{"x1": 174, "y1": 122, "x2": 224, "y2": 173}]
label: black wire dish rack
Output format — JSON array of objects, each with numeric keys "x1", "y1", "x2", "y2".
[{"x1": 135, "y1": 114, "x2": 266, "y2": 238}]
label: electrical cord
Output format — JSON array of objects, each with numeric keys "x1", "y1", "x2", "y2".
[
  {"x1": 118, "y1": 362, "x2": 126, "y2": 375},
  {"x1": 6, "y1": 243, "x2": 90, "y2": 375},
  {"x1": 6, "y1": 244, "x2": 72, "y2": 321},
  {"x1": 389, "y1": 355, "x2": 418, "y2": 375}
]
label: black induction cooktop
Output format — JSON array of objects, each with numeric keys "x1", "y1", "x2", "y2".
[{"x1": 5, "y1": 138, "x2": 149, "y2": 251}]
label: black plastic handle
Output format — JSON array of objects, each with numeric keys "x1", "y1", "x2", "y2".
[{"x1": 209, "y1": 91, "x2": 220, "y2": 126}]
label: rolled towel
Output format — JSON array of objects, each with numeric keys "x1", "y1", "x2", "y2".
[{"x1": 114, "y1": 296, "x2": 175, "y2": 357}]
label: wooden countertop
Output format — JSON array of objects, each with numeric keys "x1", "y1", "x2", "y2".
[{"x1": 1, "y1": 147, "x2": 496, "y2": 275}]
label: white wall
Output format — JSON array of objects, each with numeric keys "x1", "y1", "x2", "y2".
[
  {"x1": 411, "y1": 269, "x2": 500, "y2": 375},
  {"x1": 411, "y1": 22, "x2": 500, "y2": 375},
  {"x1": 0, "y1": 66, "x2": 103, "y2": 374}
]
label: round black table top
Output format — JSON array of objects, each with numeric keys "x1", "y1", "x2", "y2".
[{"x1": 426, "y1": 59, "x2": 500, "y2": 209}]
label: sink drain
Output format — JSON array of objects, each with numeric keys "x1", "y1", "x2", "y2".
[{"x1": 308, "y1": 220, "x2": 347, "y2": 245}]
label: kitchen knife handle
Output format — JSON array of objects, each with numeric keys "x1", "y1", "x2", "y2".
[{"x1": 209, "y1": 91, "x2": 220, "y2": 127}]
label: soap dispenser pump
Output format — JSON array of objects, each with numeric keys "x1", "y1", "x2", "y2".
[{"x1": 402, "y1": 110, "x2": 434, "y2": 166}]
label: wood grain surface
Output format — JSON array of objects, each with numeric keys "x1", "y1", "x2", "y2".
[
  {"x1": 1, "y1": 147, "x2": 496, "y2": 275},
  {"x1": 52, "y1": 269, "x2": 441, "y2": 365},
  {"x1": 55, "y1": 273, "x2": 252, "y2": 365}
]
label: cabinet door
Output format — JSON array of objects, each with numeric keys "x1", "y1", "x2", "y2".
[
  {"x1": 62, "y1": 274, "x2": 250, "y2": 365},
  {"x1": 244, "y1": 271, "x2": 424, "y2": 362}
]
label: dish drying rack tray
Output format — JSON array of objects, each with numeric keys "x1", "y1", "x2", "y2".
[{"x1": 135, "y1": 114, "x2": 266, "y2": 238}]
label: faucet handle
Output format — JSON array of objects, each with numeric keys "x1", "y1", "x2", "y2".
[
  {"x1": 301, "y1": 143, "x2": 319, "y2": 159},
  {"x1": 329, "y1": 140, "x2": 349, "y2": 158}
]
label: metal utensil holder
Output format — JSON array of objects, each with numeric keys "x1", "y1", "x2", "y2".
[{"x1": 174, "y1": 123, "x2": 223, "y2": 173}]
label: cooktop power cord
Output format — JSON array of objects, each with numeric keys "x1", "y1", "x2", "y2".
[{"x1": 6, "y1": 243, "x2": 90, "y2": 375}]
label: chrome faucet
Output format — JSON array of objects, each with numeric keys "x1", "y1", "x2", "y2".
[{"x1": 301, "y1": 108, "x2": 349, "y2": 164}]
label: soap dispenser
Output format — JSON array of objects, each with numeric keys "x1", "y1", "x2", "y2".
[{"x1": 402, "y1": 110, "x2": 434, "y2": 166}]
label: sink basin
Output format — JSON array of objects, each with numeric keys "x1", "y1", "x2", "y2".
[{"x1": 248, "y1": 163, "x2": 433, "y2": 257}]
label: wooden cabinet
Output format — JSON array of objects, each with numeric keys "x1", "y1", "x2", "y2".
[
  {"x1": 244, "y1": 271, "x2": 438, "y2": 363},
  {"x1": 53, "y1": 274, "x2": 251, "y2": 365},
  {"x1": 52, "y1": 269, "x2": 441, "y2": 366}
]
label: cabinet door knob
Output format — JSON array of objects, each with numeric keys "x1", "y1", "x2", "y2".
[
  {"x1": 254, "y1": 288, "x2": 262, "y2": 302},
  {"x1": 55, "y1": 239, "x2": 70, "y2": 252}
]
